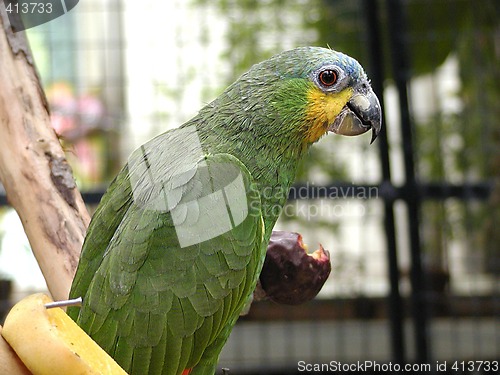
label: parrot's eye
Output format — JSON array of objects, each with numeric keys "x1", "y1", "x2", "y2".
[
  {"x1": 312, "y1": 65, "x2": 346, "y2": 92},
  {"x1": 318, "y1": 69, "x2": 338, "y2": 87}
]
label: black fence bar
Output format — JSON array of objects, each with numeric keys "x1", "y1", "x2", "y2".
[
  {"x1": 363, "y1": 0, "x2": 405, "y2": 365},
  {"x1": 385, "y1": 0, "x2": 429, "y2": 363},
  {"x1": 287, "y1": 183, "x2": 492, "y2": 201},
  {"x1": 0, "y1": 181, "x2": 493, "y2": 207}
]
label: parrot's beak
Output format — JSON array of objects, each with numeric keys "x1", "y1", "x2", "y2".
[{"x1": 329, "y1": 83, "x2": 382, "y2": 144}]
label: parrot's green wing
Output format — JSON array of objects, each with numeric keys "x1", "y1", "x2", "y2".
[{"x1": 69, "y1": 129, "x2": 265, "y2": 375}]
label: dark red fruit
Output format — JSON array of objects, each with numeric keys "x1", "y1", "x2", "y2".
[{"x1": 259, "y1": 230, "x2": 331, "y2": 305}]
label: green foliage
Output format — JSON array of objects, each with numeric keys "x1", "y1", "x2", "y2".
[{"x1": 415, "y1": 0, "x2": 498, "y2": 272}]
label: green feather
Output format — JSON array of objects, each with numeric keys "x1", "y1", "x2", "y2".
[{"x1": 113, "y1": 336, "x2": 134, "y2": 371}]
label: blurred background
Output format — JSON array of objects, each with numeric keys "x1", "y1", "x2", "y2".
[{"x1": 0, "y1": 0, "x2": 498, "y2": 373}]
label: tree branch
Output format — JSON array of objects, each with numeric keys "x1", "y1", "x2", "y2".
[{"x1": 0, "y1": 10, "x2": 90, "y2": 301}]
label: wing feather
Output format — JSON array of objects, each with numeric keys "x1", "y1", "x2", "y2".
[{"x1": 69, "y1": 132, "x2": 264, "y2": 375}]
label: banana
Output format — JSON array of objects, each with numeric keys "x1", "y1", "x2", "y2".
[{"x1": 1, "y1": 293, "x2": 127, "y2": 375}]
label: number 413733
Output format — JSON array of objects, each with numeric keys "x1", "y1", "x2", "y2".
[
  {"x1": 451, "y1": 361, "x2": 498, "y2": 372},
  {"x1": 5, "y1": 2, "x2": 54, "y2": 14}
]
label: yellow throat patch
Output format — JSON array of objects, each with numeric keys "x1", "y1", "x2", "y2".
[{"x1": 305, "y1": 86, "x2": 353, "y2": 143}]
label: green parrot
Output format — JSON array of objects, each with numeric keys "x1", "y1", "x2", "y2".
[{"x1": 68, "y1": 46, "x2": 381, "y2": 375}]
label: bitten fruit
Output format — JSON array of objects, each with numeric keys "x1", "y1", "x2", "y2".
[{"x1": 260, "y1": 231, "x2": 332, "y2": 305}]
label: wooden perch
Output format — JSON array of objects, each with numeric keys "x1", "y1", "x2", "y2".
[{"x1": 0, "y1": 10, "x2": 90, "y2": 301}]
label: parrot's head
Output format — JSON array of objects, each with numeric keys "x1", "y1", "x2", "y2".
[{"x1": 227, "y1": 46, "x2": 382, "y2": 146}]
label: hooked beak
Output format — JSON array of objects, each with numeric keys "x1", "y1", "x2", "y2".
[{"x1": 329, "y1": 83, "x2": 382, "y2": 144}]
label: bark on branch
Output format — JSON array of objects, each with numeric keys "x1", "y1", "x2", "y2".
[{"x1": 0, "y1": 10, "x2": 90, "y2": 301}]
